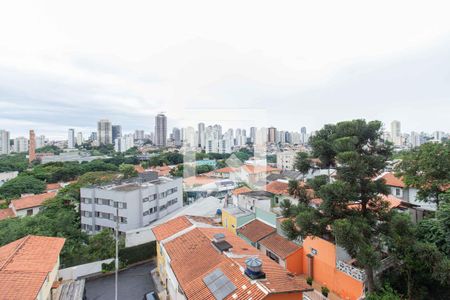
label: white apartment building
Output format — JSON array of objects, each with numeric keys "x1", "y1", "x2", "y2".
[
  {"x1": 13, "y1": 137, "x2": 28, "y2": 153},
  {"x1": 114, "y1": 134, "x2": 134, "y2": 153},
  {"x1": 0, "y1": 129, "x2": 10, "y2": 155},
  {"x1": 35, "y1": 135, "x2": 46, "y2": 149},
  {"x1": 80, "y1": 172, "x2": 183, "y2": 234},
  {"x1": 276, "y1": 151, "x2": 296, "y2": 170},
  {"x1": 68, "y1": 128, "x2": 76, "y2": 149},
  {"x1": 76, "y1": 132, "x2": 84, "y2": 146},
  {"x1": 97, "y1": 119, "x2": 113, "y2": 145}
]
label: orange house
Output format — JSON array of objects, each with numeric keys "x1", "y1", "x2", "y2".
[
  {"x1": 259, "y1": 232, "x2": 303, "y2": 275},
  {"x1": 302, "y1": 236, "x2": 365, "y2": 300}
]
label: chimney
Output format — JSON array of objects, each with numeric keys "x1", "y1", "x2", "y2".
[{"x1": 244, "y1": 257, "x2": 266, "y2": 280}]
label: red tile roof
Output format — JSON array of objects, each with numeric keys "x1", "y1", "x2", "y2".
[
  {"x1": 164, "y1": 226, "x2": 309, "y2": 300},
  {"x1": 380, "y1": 172, "x2": 405, "y2": 188},
  {"x1": 183, "y1": 176, "x2": 217, "y2": 187},
  {"x1": 214, "y1": 167, "x2": 238, "y2": 173},
  {"x1": 265, "y1": 180, "x2": 289, "y2": 195},
  {"x1": 237, "y1": 219, "x2": 276, "y2": 243},
  {"x1": 0, "y1": 235, "x2": 65, "y2": 300},
  {"x1": 259, "y1": 233, "x2": 300, "y2": 259},
  {"x1": 10, "y1": 192, "x2": 57, "y2": 211},
  {"x1": 232, "y1": 186, "x2": 252, "y2": 196},
  {"x1": 45, "y1": 183, "x2": 62, "y2": 191},
  {"x1": 152, "y1": 216, "x2": 193, "y2": 241},
  {"x1": 242, "y1": 165, "x2": 280, "y2": 175},
  {"x1": 0, "y1": 208, "x2": 15, "y2": 221},
  {"x1": 134, "y1": 165, "x2": 145, "y2": 173}
]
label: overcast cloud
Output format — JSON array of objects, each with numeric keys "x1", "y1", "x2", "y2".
[{"x1": 1, "y1": 0, "x2": 450, "y2": 138}]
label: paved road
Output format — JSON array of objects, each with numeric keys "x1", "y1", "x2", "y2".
[{"x1": 85, "y1": 262, "x2": 155, "y2": 300}]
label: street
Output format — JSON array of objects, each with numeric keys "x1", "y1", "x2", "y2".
[{"x1": 85, "y1": 262, "x2": 155, "y2": 300}]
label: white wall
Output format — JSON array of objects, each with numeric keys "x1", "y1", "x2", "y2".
[{"x1": 58, "y1": 258, "x2": 114, "y2": 280}]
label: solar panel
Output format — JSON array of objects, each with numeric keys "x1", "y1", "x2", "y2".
[{"x1": 203, "y1": 268, "x2": 236, "y2": 300}]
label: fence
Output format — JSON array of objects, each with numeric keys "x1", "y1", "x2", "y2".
[{"x1": 58, "y1": 258, "x2": 114, "y2": 280}]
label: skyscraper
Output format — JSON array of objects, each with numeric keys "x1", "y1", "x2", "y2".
[
  {"x1": 198, "y1": 122, "x2": 205, "y2": 149},
  {"x1": 172, "y1": 127, "x2": 181, "y2": 147},
  {"x1": 97, "y1": 119, "x2": 113, "y2": 145},
  {"x1": 155, "y1": 113, "x2": 167, "y2": 147},
  {"x1": 35, "y1": 135, "x2": 45, "y2": 149},
  {"x1": 76, "y1": 132, "x2": 84, "y2": 146},
  {"x1": 391, "y1": 120, "x2": 401, "y2": 146},
  {"x1": 0, "y1": 129, "x2": 10, "y2": 155},
  {"x1": 134, "y1": 130, "x2": 145, "y2": 140},
  {"x1": 250, "y1": 127, "x2": 257, "y2": 143},
  {"x1": 112, "y1": 125, "x2": 122, "y2": 143},
  {"x1": 268, "y1": 127, "x2": 277, "y2": 143},
  {"x1": 68, "y1": 129, "x2": 75, "y2": 149},
  {"x1": 28, "y1": 130, "x2": 36, "y2": 163}
]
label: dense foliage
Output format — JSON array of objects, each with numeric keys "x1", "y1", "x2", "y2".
[
  {"x1": 0, "y1": 171, "x2": 121, "y2": 267},
  {"x1": 0, "y1": 153, "x2": 28, "y2": 172},
  {"x1": 0, "y1": 175, "x2": 46, "y2": 200},
  {"x1": 396, "y1": 141, "x2": 450, "y2": 206},
  {"x1": 283, "y1": 120, "x2": 393, "y2": 292}
]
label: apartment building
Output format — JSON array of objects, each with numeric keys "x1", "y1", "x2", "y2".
[
  {"x1": 276, "y1": 151, "x2": 296, "y2": 170},
  {"x1": 80, "y1": 172, "x2": 182, "y2": 234}
]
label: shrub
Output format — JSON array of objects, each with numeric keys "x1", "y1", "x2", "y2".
[
  {"x1": 119, "y1": 241, "x2": 156, "y2": 265},
  {"x1": 321, "y1": 286, "x2": 330, "y2": 297},
  {"x1": 306, "y1": 276, "x2": 313, "y2": 285}
]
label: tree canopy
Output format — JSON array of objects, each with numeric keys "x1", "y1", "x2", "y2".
[
  {"x1": 0, "y1": 175, "x2": 46, "y2": 200},
  {"x1": 283, "y1": 119, "x2": 393, "y2": 292},
  {"x1": 396, "y1": 141, "x2": 450, "y2": 206}
]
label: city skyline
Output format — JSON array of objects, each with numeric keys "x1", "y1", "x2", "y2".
[{"x1": 2, "y1": 2, "x2": 450, "y2": 138}]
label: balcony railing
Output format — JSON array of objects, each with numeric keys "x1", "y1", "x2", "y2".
[{"x1": 336, "y1": 260, "x2": 366, "y2": 282}]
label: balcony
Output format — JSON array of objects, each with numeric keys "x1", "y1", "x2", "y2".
[{"x1": 336, "y1": 260, "x2": 366, "y2": 282}]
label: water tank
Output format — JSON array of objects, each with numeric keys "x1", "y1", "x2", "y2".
[{"x1": 244, "y1": 257, "x2": 265, "y2": 279}]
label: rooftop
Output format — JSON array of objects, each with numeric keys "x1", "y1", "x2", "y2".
[
  {"x1": 378, "y1": 172, "x2": 405, "y2": 188},
  {"x1": 10, "y1": 192, "x2": 57, "y2": 211},
  {"x1": 259, "y1": 232, "x2": 300, "y2": 259},
  {"x1": 152, "y1": 216, "x2": 193, "y2": 241},
  {"x1": 231, "y1": 186, "x2": 252, "y2": 196},
  {"x1": 0, "y1": 208, "x2": 15, "y2": 221},
  {"x1": 237, "y1": 219, "x2": 276, "y2": 243},
  {"x1": 162, "y1": 224, "x2": 309, "y2": 299},
  {"x1": 85, "y1": 172, "x2": 175, "y2": 191},
  {"x1": 0, "y1": 235, "x2": 65, "y2": 300}
]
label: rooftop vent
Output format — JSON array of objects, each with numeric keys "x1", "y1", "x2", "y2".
[
  {"x1": 244, "y1": 257, "x2": 266, "y2": 280},
  {"x1": 212, "y1": 234, "x2": 232, "y2": 253}
]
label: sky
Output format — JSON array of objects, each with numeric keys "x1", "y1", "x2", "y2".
[{"x1": 1, "y1": 0, "x2": 450, "y2": 139}]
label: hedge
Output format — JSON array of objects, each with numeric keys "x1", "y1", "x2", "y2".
[{"x1": 119, "y1": 241, "x2": 157, "y2": 265}]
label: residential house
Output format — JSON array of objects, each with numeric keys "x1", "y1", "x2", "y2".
[
  {"x1": 152, "y1": 215, "x2": 311, "y2": 300},
  {"x1": 221, "y1": 206, "x2": 254, "y2": 234},
  {"x1": 10, "y1": 192, "x2": 57, "y2": 217},
  {"x1": 237, "y1": 219, "x2": 276, "y2": 248},
  {"x1": 0, "y1": 235, "x2": 65, "y2": 300}
]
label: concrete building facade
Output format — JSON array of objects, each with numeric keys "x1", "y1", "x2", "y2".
[{"x1": 80, "y1": 172, "x2": 182, "y2": 234}]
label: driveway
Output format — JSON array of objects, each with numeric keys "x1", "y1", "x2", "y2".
[{"x1": 85, "y1": 262, "x2": 155, "y2": 300}]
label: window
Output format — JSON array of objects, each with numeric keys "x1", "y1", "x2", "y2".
[
  {"x1": 266, "y1": 250, "x2": 279, "y2": 263},
  {"x1": 26, "y1": 209, "x2": 33, "y2": 216},
  {"x1": 120, "y1": 217, "x2": 127, "y2": 224},
  {"x1": 95, "y1": 225, "x2": 101, "y2": 231},
  {"x1": 119, "y1": 202, "x2": 127, "y2": 209},
  {"x1": 395, "y1": 188, "x2": 401, "y2": 196}
]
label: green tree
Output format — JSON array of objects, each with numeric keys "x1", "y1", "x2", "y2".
[
  {"x1": 0, "y1": 175, "x2": 46, "y2": 200},
  {"x1": 0, "y1": 153, "x2": 28, "y2": 172},
  {"x1": 288, "y1": 180, "x2": 310, "y2": 205},
  {"x1": 294, "y1": 152, "x2": 311, "y2": 175},
  {"x1": 385, "y1": 213, "x2": 450, "y2": 299},
  {"x1": 280, "y1": 199, "x2": 295, "y2": 218},
  {"x1": 119, "y1": 164, "x2": 138, "y2": 179},
  {"x1": 286, "y1": 119, "x2": 392, "y2": 292},
  {"x1": 396, "y1": 141, "x2": 450, "y2": 207}
]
